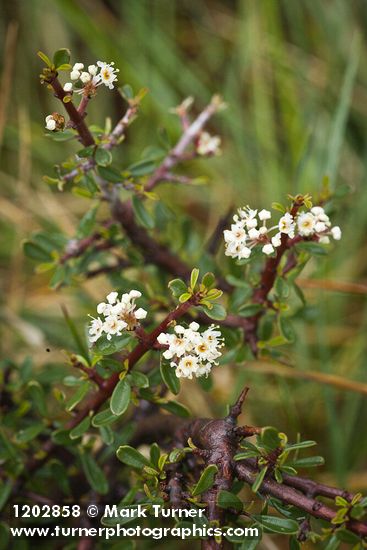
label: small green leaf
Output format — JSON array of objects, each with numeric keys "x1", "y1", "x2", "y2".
[
  {"x1": 93, "y1": 334, "x2": 132, "y2": 356},
  {"x1": 252, "y1": 466, "x2": 268, "y2": 493},
  {"x1": 128, "y1": 158, "x2": 156, "y2": 177},
  {"x1": 201, "y1": 303, "x2": 226, "y2": 320},
  {"x1": 190, "y1": 268, "x2": 199, "y2": 289},
  {"x1": 15, "y1": 423, "x2": 44, "y2": 444},
  {"x1": 92, "y1": 408, "x2": 119, "y2": 427},
  {"x1": 129, "y1": 371, "x2": 149, "y2": 388},
  {"x1": 37, "y1": 50, "x2": 52, "y2": 67},
  {"x1": 160, "y1": 361, "x2": 180, "y2": 395},
  {"x1": 27, "y1": 381, "x2": 47, "y2": 416},
  {"x1": 120, "y1": 84, "x2": 134, "y2": 100},
  {"x1": 259, "y1": 427, "x2": 282, "y2": 451},
  {"x1": 296, "y1": 241, "x2": 327, "y2": 256},
  {"x1": 286, "y1": 440, "x2": 316, "y2": 451},
  {"x1": 65, "y1": 381, "x2": 91, "y2": 412},
  {"x1": 23, "y1": 241, "x2": 52, "y2": 262},
  {"x1": 255, "y1": 515, "x2": 299, "y2": 534},
  {"x1": 116, "y1": 445, "x2": 151, "y2": 468},
  {"x1": 95, "y1": 148, "x2": 112, "y2": 167},
  {"x1": 288, "y1": 456, "x2": 325, "y2": 468},
  {"x1": 69, "y1": 416, "x2": 91, "y2": 440},
  {"x1": 160, "y1": 400, "x2": 190, "y2": 418},
  {"x1": 168, "y1": 278, "x2": 187, "y2": 298},
  {"x1": 53, "y1": 48, "x2": 71, "y2": 69},
  {"x1": 76, "y1": 205, "x2": 98, "y2": 238},
  {"x1": 99, "y1": 425, "x2": 114, "y2": 445},
  {"x1": 150, "y1": 443, "x2": 161, "y2": 468},
  {"x1": 238, "y1": 303, "x2": 263, "y2": 317},
  {"x1": 79, "y1": 450, "x2": 108, "y2": 494},
  {"x1": 278, "y1": 317, "x2": 296, "y2": 343},
  {"x1": 272, "y1": 202, "x2": 286, "y2": 213},
  {"x1": 191, "y1": 464, "x2": 218, "y2": 496},
  {"x1": 217, "y1": 490, "x2": 243, "y2": 511},
  {"x1": 132, "y1": 195, "x2": 155, "y2": 229},
  {"x1": 202, "y1": 272, "x2": 215, "y2": 288},
  {"x1": 179, "y1": 292, "x2": 192, "y2": 303},
  {"x1": 110, "y1": 379, "x2": 131, "y2": 416},
  {"x1": 0, "y1": 481, "x2": 13, "y2": 512},
  {"x1": 57, "y1": 63, "x2": 72, "y2": 71},
  {"x1": 97, "y1": 165, "x2": 122, "y2": 183}
]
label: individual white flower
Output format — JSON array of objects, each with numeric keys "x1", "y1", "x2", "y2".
[
  {"x1": 262, "y1": 243, "x2": 274, "y2": 255},
  {"x1": 80, "y1": 71, "x2": 91, "y2": 84},
  {"x1": 70, "y1": 69, "x2": 80, "y2": 80},
  {"x1": 63, "y1": 82, "x2": 73, "y2": 92},
  {"x1": 45, "y1": 115, "x2": 56, "y2": 131},
  {"x1": 89, "y1": 317, "x2": 104, "y2": 343},
  {"x1": 259, "y1": 226, "x2": 268, "y2": 235},
  {"x1": 176, "y1": 355, "x2": 199, "y2": 379},
  {"x1": 297, "y1": 212, "x2": 316, "y2": 236},
  {"x1": 331, "y1": 226, "x2": 342, "y2": 240},
  {"x1": 103, "y1": 315, "x2": 127, "y2": 340},
  {"x1": 271, "y1": 233, "x2": 282, "y2": 247},
  {"x1": 73, "y1": 62, "x2": 84, "y2": 71},
  {"x1": 279, "y1": 212, "x2": 295, "y2": 237},
  {"x1": 259, "y1": 209, "x2": 271, "y2": 221},
  {"x1": 96, "y1": 61, "x2": 119, "y2": 89},
  {"x1": 319, "y1": 236, "x2": 330, "y2": 244},
  {"x1": 197, "y1": 132, "x2": 221, "y2": 156},
  {"x1": 88, "y1": 64, "x2": 98, "y2": 76}
]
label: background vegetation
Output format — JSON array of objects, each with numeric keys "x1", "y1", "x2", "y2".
[{"x1": 1, "y1": 0, "x2": 367, "y2": 536}]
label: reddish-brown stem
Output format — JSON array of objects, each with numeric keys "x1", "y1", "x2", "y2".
[
  {"x1": 235, "y1": 461, "x2": 367, "y2": 538},
  {"x1": 49, "y1": 76, "x2": 95, "y2": 146}
]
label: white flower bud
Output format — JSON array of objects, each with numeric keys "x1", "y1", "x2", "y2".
[
  {"x1": 63, "y1": 82, "x2": 73, "y2": 92},
  {"x1": 80, "y1": 71, "x2": 91, "y2": 83},
  {"x1": 135, "y1": 308, "x2": 147, "y2": 320},
  {"x1": 73, "y1": 62, "x2": 84, "y2": 71},
  {"x1": 248, "y1": 227, "x2": 260, "y2": 240},
  {"x1": 88, "y1": 64, "x2": 98, "y2": 75},
  {"x1": 259, "y1": 209, "x2": 271, "y2": 221},
  {"x1": 45, "y1": 116, "x2": 56, "y2": 131},
  {"x1": 331, "y1": 226, "x2": 342, "y2": 240},
  {"x1": 262, "y1": 243, "x2": 274, "y2": 255},
  {"x1": 106, "y1": 292, "x2": 118, "y2": 304},
  {"x1": 70, "y1": 70, "x2": 80, "y2": 80}
]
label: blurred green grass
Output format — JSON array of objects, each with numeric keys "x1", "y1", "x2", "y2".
[{"x1": 1, "y1": 0, "x2": 367, "y2": 490}]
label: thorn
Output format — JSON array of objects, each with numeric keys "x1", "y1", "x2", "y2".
[
  {"x1": 235, "y1": 426, "x2": 261, "y2": 438},
  {"x1": 226, "y1": 387, "x2": 250, "y2": 424}
]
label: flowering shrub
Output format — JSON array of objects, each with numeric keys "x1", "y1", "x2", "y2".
[{"x1": 2, "y1": 48, "x2": 366, "y2": 550}]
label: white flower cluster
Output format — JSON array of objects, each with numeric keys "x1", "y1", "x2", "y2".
[
  {"x1": 63, "y1": 61, "x2": 119, "y2": 93},
  {"x1": 89, "y1": 290, "x2": 147, "y2": 343},
  {"x1": 157, "y1": 322, "x2": 224, "y2": 379},
  {"x1": 223, "y1": 205, "x2": 341, "y2": 260},
  {"x1": 197, "y1": 132, "x2": 221, "y2": 156}
]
